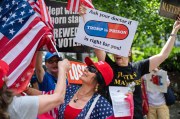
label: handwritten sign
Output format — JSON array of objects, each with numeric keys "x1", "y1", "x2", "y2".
[
  {"x1": 144, "y1": 69, "x2": 168, "y2": 93},
  {"x1": 74, "y1": 7, "x2": 138, "y2": 57}
]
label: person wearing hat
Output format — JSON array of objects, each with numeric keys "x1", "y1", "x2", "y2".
[
  {"x1": 0, "y1": 59, "x2": 70, "y2": 119},
  {"x1": 93, "y1": 15, "x2": 180, "y2": 119},
  {"x1": 36, "y1": 51, "x2": 63, "y2": 92},
  {"x1": 58, "y1": 57, "x2": 114, "y2": 119},
  {"x1": 79, "y1": 4, "x2": 180, "y2": 118}
]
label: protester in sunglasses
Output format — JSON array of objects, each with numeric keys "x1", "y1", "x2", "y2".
[
  {"x1": 79, "y1": 5, "x2": 180, "y2": 119},
  {"x1": 35, "y1": 51, "x2": 64, "y2": 92},
  {"x1": 25, "y1": 57, "x2": 114, "y2": 118},
  {"x1": 56, "y1": 57, "x2": 114, "y2": 119}
]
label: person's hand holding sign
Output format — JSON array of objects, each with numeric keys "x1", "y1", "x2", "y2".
[
  {"x1": 79, "y1": 4, "x2": 87, "y2": 16},
  {"x1": 79, "y1": 4, "x2": 87, "y2": 23}
]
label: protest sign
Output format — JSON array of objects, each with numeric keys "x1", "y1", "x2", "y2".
[
  {"x1": 67, "y1": 61, "x2": 86, "y2": 84},
  {"x1": 109, "y1": 86, "x2": 131, "y2": 117},
  {"x1": 159, "y1": 0, "x2": 180, "y2": 20},
  {"x1": 45, "y1": 0, "x2": 91, "y2": 52},
  {"x1": 145, "y1": 69, "x2": 168, "y2": 93},
  {"x1": 74, "y1": 7, "x2": 138, "y2": 57}
]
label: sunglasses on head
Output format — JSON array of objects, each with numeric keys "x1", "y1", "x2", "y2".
[{"x1": 86, "y1": 66, "x2": 98, "y2": 73}]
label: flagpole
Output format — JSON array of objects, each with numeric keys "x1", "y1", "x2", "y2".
[{"x1": 48, "y1": 35, "x2": 62, "y2": 59}]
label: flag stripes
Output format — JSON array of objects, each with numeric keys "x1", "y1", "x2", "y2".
[
  {"x1": 67, "y1": 0, "x2": 94, "y2": 13},
  {"x1": 0, "y1": 0, "x2": 54, "y2": 93}
]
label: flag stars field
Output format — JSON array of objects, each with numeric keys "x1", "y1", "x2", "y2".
[
  {"x1": 21, "y1": 11, "x2": 26, "y2": 16},
  {"x1": 12, "y1": 13, "x2": 17, "y2": 18},
  {"x1": 0, "y1": 0, "x2": 55, "y2": 93},
  {"x1": 3, "y1": 17, "x2": 7, "y2": 21},
  {"x1": 9, "y1": 29, "x2": 15, "y2": 35},
  {"x1": 9, "y1": 12, "x2": 13, "y2": 16},
  {"x1": 6, "y1": 4, "x2": 10, "y2": 9},
  {"x1": 22, "y1": 3, "x2": 27, "y2": 8},
  {"x1": 12, "y1": 0, "x2": 15, "y2": 5},
  {"x1": 18, "y1": 18, "x2": 24, "y2": 24},
  {"x1": 10, "y1": 21, "x2": 15, "y2": 26},
  {"x1": 29, "y1": 9, "x2": 34, "y2": 13}
]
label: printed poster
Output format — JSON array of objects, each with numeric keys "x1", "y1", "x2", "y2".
[
  {"x1": 109, "y1": 86, "x2": 131, "y2": 117},
  {"x1": 74, "y1": 7, "x2": 138, "y2": 57},
  {"x1": 45, "y1": 0, "x2": 91, "y2": 52}
]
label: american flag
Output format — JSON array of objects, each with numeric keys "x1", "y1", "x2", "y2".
[
  {"x1": 0, "y1": 0, "x2": 54, "y2": 93},
  {"x1": 66, "y1": 0, "x2": 94, "y2": 13},
  {"x1": 28, "y1": 0, "x2": 55, "y2": 51},
  {"x1": 28, "y1": 0, "x2": 54, "y2": 31},
  {"x1": 42, "y1": 90, "x2": 59, "y2": 119}
]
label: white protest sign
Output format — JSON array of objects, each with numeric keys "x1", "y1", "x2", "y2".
[
  {"x1": 74, "y1": 7, "x2": 138, "y2": 57},
  {"x1": 145, "y1": 69, "x2": 168, "y2": 93},
  {"x1": 109, "y1": 86, "x2": 131, "y2": 117}
]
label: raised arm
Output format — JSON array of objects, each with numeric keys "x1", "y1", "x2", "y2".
[
  {"x1": 37, "y1": 59, "x2": 70, "y2": 114},
  {"x1": 79, "y1": 5, "x2": 107, "y2": 61},
  {"x1": 149, "y1": 18, "x2": 180, "y2": 72},
  {"x1": 94, "y1": 48, "x2": 106, "y2": 61},
  {"x1": 35, "y1": 51, "x2": 45, "y2": 83}
]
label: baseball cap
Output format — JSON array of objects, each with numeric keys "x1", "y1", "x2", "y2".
[
  {"x1": 85, "y1": 57, "x2": 113, "y2": 86},
  {"x1": 0, "y1": 60, "x2": 9, "y2": 89},
  {"x1": 45, "y1": 52, "x2": 62, "y2": 62}
]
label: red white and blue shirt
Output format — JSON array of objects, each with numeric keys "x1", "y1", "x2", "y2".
[{"x1": 58, "y1": 84, "x2": 113, "y2": 119}]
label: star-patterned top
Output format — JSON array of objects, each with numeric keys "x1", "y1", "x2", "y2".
[{"x1": 58, "y1": 84, "x2": 113, "y2": 119}]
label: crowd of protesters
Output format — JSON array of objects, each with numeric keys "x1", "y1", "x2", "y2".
[
  {"x1": 0, "y1": 59, "x2": 70, "y2": 119},
  {"x1": 1, "y1": 1, "x2": 180, "y2": 119}
]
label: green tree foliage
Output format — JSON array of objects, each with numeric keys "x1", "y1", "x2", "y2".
[
  {"x1": 93, "y1": 0, "x2": 173, "y2": 47},
  {"x1": 56, "y1": 0, "x2": 180, "y2": 71},
  {"x1": 92, "y1": 0, "x2": 180, "y2": 71}
]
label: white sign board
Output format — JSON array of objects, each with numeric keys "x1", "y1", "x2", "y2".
[
  {"x1": 74, "y1": 7, "x2": 138, "y2": 57},
  {"x1": 145, "y1": 69, "x2": 168, "y2": 93},
  {"x1": 109, "y1": 86, "x2": 131, "y2": 117}
]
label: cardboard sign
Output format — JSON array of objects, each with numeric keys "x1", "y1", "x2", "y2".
[
  {"x1": 159, "y1": 0, "x2": 180, "y2": 20},
  {"x1": 74, "y1": 7, "x2": 138, "y2": 57},
  {"x1": 145, "y1": 69, "x2": 168, "y2": 93},
  {"x1": 45, "y1": 0, "x2": 91, "y2": 52},
  {"x1": 67, "y1": 61, "x2": 87, "y2": 84}
]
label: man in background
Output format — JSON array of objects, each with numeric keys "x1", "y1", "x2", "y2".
[{"x1": 36, "y1": 51, "x2": 62, "y2": 92}]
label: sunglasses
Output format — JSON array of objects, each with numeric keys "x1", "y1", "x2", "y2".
[
  {"x1": 86, "y1": 66, "x2": 98, "y2": 73},
  {"x1": 47, "y1": 59, "x2": 60, "y2": 64},
  {"x1": 86, "y1": 66, "x2": 105, "y2": 85}
]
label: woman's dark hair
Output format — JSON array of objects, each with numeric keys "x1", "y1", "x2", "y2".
[
  {"x1": 96, "y1": 72, "x2": 104, "y2": 85},
  {"x1": 0, "y1": 84, "x2": 14, "y2": 119},
  {"x1": 95, "y1": 73, "x2": 107, "y2": 97}
]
